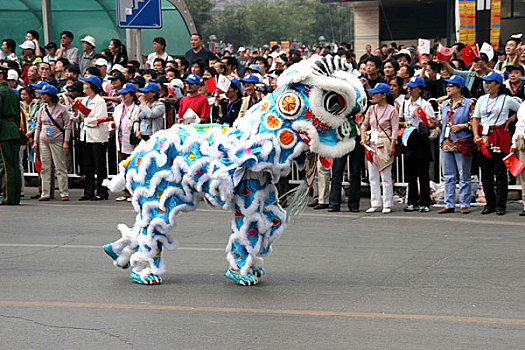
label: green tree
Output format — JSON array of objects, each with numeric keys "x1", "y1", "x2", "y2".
[
  {"x1": 185, "y1": 0, "x2": 214, "y2": 34},
  {"x1": 193, "y1": 0, "x2": 354, "y2": 48}
]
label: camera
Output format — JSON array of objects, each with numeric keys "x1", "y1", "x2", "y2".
[{"x1": 255, "y1": 83, "x2": 270, "y2": 94}]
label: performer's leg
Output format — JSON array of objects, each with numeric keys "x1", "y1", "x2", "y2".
[{"x1": 225, "y1": 174, "x2": 277, "y2": 286}]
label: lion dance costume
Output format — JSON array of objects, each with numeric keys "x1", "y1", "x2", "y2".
[{"x1": 103, "y1": 55, "x2": 366, "y2": 285}]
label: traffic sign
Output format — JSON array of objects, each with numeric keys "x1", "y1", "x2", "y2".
[{"x1": 117, "y1": 0, "x2": 162, "y2": 29}]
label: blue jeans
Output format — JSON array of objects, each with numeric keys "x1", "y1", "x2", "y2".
[{"x1": 440, "y1": 149, "x2": 472, "y2": 208}]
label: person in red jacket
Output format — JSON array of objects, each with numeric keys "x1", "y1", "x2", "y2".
[{"x1": 178, "y1": 73, "x2": 210, "y2": 124}]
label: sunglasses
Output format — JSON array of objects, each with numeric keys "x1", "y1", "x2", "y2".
[{"x1": 446, "y1": 83, "x2": 458, "y2": 88}]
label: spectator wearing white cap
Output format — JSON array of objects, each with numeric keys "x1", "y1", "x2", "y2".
[
  {"x1": 20, "y1": 40, "x2": 42, "y2": 66},
  {"x1": 146, "y1": 37, "x2": 174, "y2": 69},
  {"x1": 57, "y1": 31, "x2": 79, "y2": 66},
  {"x1": 94, "y1": 57, "x2": 109, "y2": 84},
  {"x1": 6, "y1": 70, "x2": 22, "y2": 90},
  {"x1": 236, "y1": 47, "x2": 248, "y2": 78},
  {"x1": 79, "y1": 35, "x2": 97, "y2": 76}
]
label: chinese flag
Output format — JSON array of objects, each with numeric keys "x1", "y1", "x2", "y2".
[
  {"x1": 204, "y1": 77, "x2": 217, "y2": 93},
  {"x1": 415, "y1": 107, "x2": 430, "y2": 126},
  {"x1": 477, "y1": 139, "x2": 493, "y2": 159},
  {"x1": 74, "y1": 100, "x2": 92, "y2": 116},
  {"x1": 364, "y1": 145, "x2": 376, "y2": 164},
  {"x1": 461, "y1": 44, "x2": 480, "y2": 65},
  {"x1": 436, "y1": 44, "x2": 454, "y2": 62},
  {"x1": 503, "y1": 153, "x2": 525, "y2": 177}
]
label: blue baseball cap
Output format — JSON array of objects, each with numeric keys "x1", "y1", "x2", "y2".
[
  {"x1": 479, "y1": 71, "x2": 503, "y2": 85},
  {"x1": 367, "y1": 82, "x2": 391, "y2": 96},
  {"x1": 35, "y1": 83, "x2": 59, "y2": 95},
  {"x1": 184, "y1": 73, "x2": 204, "y2": 85},
  {"x1": 443, "y1": 75, "x2": 466, "y2": 88},
  {"x1": 247, "y1": 64, "x2": 262, "y2": 74},
  {"x1": 117, "y1": 83, "x2": 137, "y2": 94},
  {"x1": 30, "y1": 81, "x2": 47, "y2": 89},
  {"x1": 240, "y1": 74, "x2": 260, "y2": 84},
  {"x1": 138, "y1": 82, "x2": 160, "y2": 92},
  {"x1": 406, "y1": 76, "x2": 425, "y2": 88},
  {"x1": 79, "y1": 75, "x2": 102, "y2": 88},
  {"x1": 230, "y1": 77, "x2": 242, "y2": 91}
]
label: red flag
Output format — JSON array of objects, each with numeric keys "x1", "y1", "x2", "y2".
[
  {"x1": 35, "y1": 155, "x2": 41, "y2": 173},
  {"x1": 320, "y1": 156, "x2": 334, "y2": 170},
  {"x1": 204, "y1": 77, "x2": 217, "y2": 93},
  {"x1": 364, "y1": 145, "x2": 376, "y2": 164},
  {"x1": 476, "y1": 139, "x2": 493, "y2": 159},
  {"x1": 414, "y1": 107, "x2": 430, "y2": 126},
  {"x1": 74, "y1": 100, "x2": 92, "y2": 116},
  {"x1": 461, "y1": 44, "x2": 480, "y2": 65},
  {"x1": 503, "y1": 153, "x2": 525, "y2": 177},
  {"x1": 436, "y1": 44, "x2": 454, "y2": 62},
  {"x1": 166, "y1": 85, "x2": 177, "y2": 98}
]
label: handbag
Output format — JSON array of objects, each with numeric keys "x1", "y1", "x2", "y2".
[
  {"x1": 129, "y1": 121, "x2": 141, "y2": 146},
  {"x1": 456, "y1": 137, "x2": 476, "y2": 157}
]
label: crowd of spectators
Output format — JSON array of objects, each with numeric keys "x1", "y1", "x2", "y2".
[{"x1": 1, "y1": 30, "x2": 524, "y2": 216}]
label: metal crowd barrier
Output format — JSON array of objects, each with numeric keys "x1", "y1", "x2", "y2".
[{"x1": 22, "y1": 123, "x2": 521, "y2": 191}]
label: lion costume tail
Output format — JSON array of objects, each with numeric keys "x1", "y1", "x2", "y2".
[{"x1": 103, "y1": 167, "x2": 126, "y2": 193}]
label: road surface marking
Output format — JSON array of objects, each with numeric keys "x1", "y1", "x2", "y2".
[{"x1": 0, "y1": 300, "x2": 524, "y2": 325}]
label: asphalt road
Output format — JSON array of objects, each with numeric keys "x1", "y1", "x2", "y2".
[{"x1": 1, "y1": 188, "x2": 525, "y2": 349}]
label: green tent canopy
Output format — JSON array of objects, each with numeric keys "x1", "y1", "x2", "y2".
[{"x1": 0, "y1": 0, "x2": 191, "y2": 58}]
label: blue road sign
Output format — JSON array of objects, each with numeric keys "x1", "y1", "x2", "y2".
[{"x1": 117, "y1": 0, "x2": 162, "y2": 29}]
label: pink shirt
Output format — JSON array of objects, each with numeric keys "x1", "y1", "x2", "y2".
[{"x1": 362, "y1": 104, "x2": 399, "y2": 140}]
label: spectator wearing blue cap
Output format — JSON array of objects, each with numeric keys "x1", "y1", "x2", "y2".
[
  {"x1": 472, "y1": 71, "x2": 521, "y2": 215},
  {"x1": 113, "y1": 83, "x2": 140, "y2": 201},
  {"x1": 212, "y1": 77, "x2": 243, "y2": 126},
  {"x1": 441, "y1": 53, "x2": 492, "y2": 99},
  {"x1": 136, "y1": 82, "x2": 165, "y2": 141},
  {"x1": 239, "y1": 74, "x2": 261, "y2": 118},
  {"x1": 359, "y1": 83, "x2": 399, "y2": 214},
  {"x1": 75, "y1": 75, "x2": 109, "y2": 201},
  {"x1": 33, "y1": 83, "x2": 71, "y2": 201},
  {"x1": 179, "y1": 73, "x2": 210, "y2": 124},
  {"x1": 437, "y1": 75, "x2": 474, "y2": 214},
  {"x1": 399, "y1": 76, "x2": 437, "y2": 212}
]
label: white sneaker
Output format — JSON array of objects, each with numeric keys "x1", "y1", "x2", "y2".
[
  {"x1": 366, "y1": 207, "x2": 381, "y2": 213},
  {"x1": 126, "y1": 197, "x2": 133, "y2": 202},
  {"x1": 116, "y1": 196, "x2": 127, "y2": 201},
  {"x1": 382, "y1": 207, "x2": 391, "y2": 214}
]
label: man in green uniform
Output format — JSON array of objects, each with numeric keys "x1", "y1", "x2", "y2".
[{"x1": 0, "y1": 64, "x2": 21, "y2": 205}]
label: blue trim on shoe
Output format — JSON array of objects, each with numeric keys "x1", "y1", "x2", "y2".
[
  {"x1": 129, "y1": 271, "x2": 162, "y2": 285},
  {"x1": 103, "y1": 244, "x2": 130, "y2": 269},
  {"x1": 224, "y1": 268, "x2": 258, "y2": 286}
]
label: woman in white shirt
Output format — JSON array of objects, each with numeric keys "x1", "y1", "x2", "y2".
[
  {"x1": 399, "y1": 76, "x2": 436, "y2": 213},
  {"x1": 510, "y1": 90, "x2": 525, "y2": 216},
  {"x1": 146, "y1": 37, "x2": 173, "y2": 69},
  {"x1": 472, "y1": 71, "x2": 522, "y2": 215},
  {"x1": 112, "y1": 83, "x2": 140, "y2": 201},
  {"x1": 74, "y1": 75, "x2": 110, "y2": 201}
]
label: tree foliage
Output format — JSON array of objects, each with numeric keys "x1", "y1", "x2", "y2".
[{"x1": 187, "y1": 0, "x2": 354, "y2": 48}]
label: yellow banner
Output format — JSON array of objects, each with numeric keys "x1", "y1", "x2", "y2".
[
  {"x1": 458, "y1": 0, "x2": 476, "y2": 45},
  {"x1": 490, "y1": 0, "x2": 501, "y2": 49}
]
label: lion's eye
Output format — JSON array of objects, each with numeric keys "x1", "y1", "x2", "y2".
[{"x1": 323, "y1": 91, "x2": 346, "y2": 115}]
